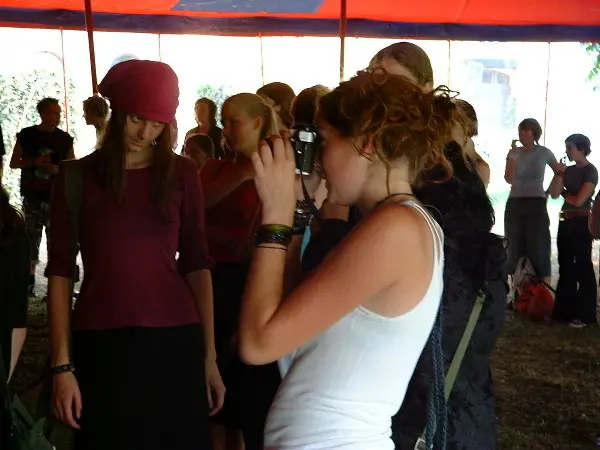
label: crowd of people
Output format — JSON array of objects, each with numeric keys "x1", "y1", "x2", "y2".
[{"x1": 0, "y1": 40, "x2": 597, "y2": 450}]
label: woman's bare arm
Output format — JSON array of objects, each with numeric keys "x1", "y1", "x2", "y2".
[
  {"x1": 564, "y1": 182, "x2": 596, "y2": 207},
  {"x1": 504, "y1": 156, "x2": 515, "y2": 184},
  {"x1": 239, "y1": 205, "x2": 433, "y2": 365},
  {"x1": 549, "y1": 174, "x2": 564, "y2": 199},
  {"x1": 185, "y1": 270, "x2": 216, "y2": 361},
  {"x1": 47, "y1": 277, "x2": 72, "y2": 366}
]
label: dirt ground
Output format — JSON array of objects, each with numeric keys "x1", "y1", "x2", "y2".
[{"x1": 9, "y1": 237, "x2": 600, "y2": 449}]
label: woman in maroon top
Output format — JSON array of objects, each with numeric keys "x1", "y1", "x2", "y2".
[
  {"x1": 200, "y1": 93, "x2": 279, "y2": 450},
  {"x1": 46, "y1": 60, "x2": 224, "y2": 450}
]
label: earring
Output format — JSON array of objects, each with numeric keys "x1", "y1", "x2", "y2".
[{"x1": 151, "y1": 140, "x2": 158, "y2": 147}]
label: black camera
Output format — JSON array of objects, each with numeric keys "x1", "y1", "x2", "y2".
[{"x1": 290, "y1": 123, "x2": 320, "y2": 176}]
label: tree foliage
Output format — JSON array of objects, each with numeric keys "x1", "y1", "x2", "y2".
[
  {"x1": 584, "y1": 42, "x2": 600, "y2": 88},
  {"x1": 0, "y1": 69, "x2": 78, "y2": 205},
  {"x1": 196, "y1": 84, "x2": 234, "y2": 124}
]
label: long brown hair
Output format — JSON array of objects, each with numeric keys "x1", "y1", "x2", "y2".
[
  {"x1": 256, "y1": 82, "x2": 295, "y2": 129},
  {"x1": 370, "y1": 42, "x2": 434, "y2": 87},
  {"x1": 0, "y1": 187, "x2": 24, "y2": 249},
  {"x1": 95, "y1": 110, "x2": 175, "y2": 217}
]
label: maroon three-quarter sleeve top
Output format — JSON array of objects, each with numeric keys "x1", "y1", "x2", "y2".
[{"x1": 46, "y1": 153, "x2": 215, "y2": 330}]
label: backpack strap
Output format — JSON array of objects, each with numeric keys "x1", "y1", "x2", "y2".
[
  {"x1": 443, "y1": 293, "x2": 485, "y2": 399},
  {"x1": 415, "y1": 291, "x2": 487, "y2": 450}
]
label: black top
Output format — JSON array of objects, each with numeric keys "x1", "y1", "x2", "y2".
[
  {"x1": 17, "y1": 126, "x2": 73, "y2": 201},
  {"x1": 562, "y1": 163, "x2": 598, "y2": 211},
  {"x1": 0, "y1": 215, "x2": 30, "y2": 446},
  {"x1": 302, "y1": 141, "x2": 507, "y2": 450}
]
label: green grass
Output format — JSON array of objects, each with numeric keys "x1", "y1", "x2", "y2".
[{"x1": 493, "y1": 313, "x2": 600, "y2": 449}]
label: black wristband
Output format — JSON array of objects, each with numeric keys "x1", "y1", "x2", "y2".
[
  {"x1": 255, "y1": 224, "x2": 293, "y2": 247},
  {"x1": 51, "y1": 363, "x2": 75, "y2": 376}
]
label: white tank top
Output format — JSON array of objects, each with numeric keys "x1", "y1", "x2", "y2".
[{"x1": 265, "y1": 201, "x2": 444, "y2": 450}]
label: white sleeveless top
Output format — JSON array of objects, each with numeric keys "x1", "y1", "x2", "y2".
[{"x1": 265, "y1": 201, "x2": 444, "y2": 450}]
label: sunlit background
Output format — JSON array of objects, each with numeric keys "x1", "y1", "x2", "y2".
[{"x1": 1, "y1": 28, "x2": 599, "y2": 237}]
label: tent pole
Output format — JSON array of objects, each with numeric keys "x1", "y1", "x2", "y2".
[
  {"x1": 259, "y1": 35, "x2": 265, "y2": 86},
  {"x1": 60, "y1": 28, "x2": 70, "y2": 133},
  {"x1": 339, "y1": 0, "x2": 347, "y2": 83},
  {"x1": 158, "y1": 33, "x2": 163, "y2": 61},
  {"x1": 84, "y1": 0, "x2": 98, "y2": 93},
  {"x1": 542, "y1": 42, "x2": 551, "y2": 146},
  {"x1": 447, "y1": 40, "x2": 452, "y2": 86}
]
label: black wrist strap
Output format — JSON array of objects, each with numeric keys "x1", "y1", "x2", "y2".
[
  {"x1": 301, "y1": 177, "x2": 320, "y2": 218},
  {"x1": 51, "y1": 363, "x2": 75, "y2": 376}
]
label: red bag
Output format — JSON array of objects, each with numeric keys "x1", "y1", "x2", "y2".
[{"x1": 515, "y1": 280, "x2": 554, "y2": 320}]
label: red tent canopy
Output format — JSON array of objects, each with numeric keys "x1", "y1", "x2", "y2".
[{"x1": 1, "y1": 0, "x2": 600, "y2": 40}]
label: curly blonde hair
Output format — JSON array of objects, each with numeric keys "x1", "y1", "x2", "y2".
[{"x1": 318, "y1": 69, "x2": 456, "y2": 186}]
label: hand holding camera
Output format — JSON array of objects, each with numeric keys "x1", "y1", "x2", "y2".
[{"x1": 252, "y1": 133, "x2": 297, "y2": 226}]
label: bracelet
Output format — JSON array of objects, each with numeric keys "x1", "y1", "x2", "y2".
[
  {"x1": 255, "y1": 224, "x2": 293, "y2": 248},
  {"x1": 256, "y1": 244, "x2": 287, "y2": 251},
  {"x1": 51, "y1": 363, "x2": 75, "y2": 376}
]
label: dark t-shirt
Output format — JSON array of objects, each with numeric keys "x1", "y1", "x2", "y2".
[
  {"x1": 562, "y1": 163, "x2": 598, "y2": 211},
  {"x1": 17, "y1": 126, "x2": 73, "y2": 201},
  {"x1": 46, "y1": 153, "x2": 214, "y2": 330}
]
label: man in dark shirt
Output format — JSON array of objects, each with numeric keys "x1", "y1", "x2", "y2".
[{"x1": 9, "y1": 97, "x2": 75, "y2": 296}]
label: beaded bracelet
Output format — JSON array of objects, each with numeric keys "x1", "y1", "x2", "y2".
[
  {"x1": 256, "y1": 244, "x2": 287, "y2": 251},
  {"x1": 51, "y1": 363, "x2": 75, "y2": 376},
  {"x1": 255, "y1": 224, "x2": 293, "y2": 248}
]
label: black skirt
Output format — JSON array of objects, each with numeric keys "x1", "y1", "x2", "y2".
[
  {"x1": 72, "y1": 324, "x2": 211, "y2": 450},
  {"x1": 210, "y1": 262, "x2": 280, "y2": 450}
]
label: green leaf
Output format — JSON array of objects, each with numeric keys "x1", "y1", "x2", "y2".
[{"x1": 583, "y1": 42, "x2": 600, "y2": 83}]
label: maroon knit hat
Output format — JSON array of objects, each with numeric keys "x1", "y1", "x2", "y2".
[{"x1": 99, "y1": 59, "x2": 179, "y2": 124}]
